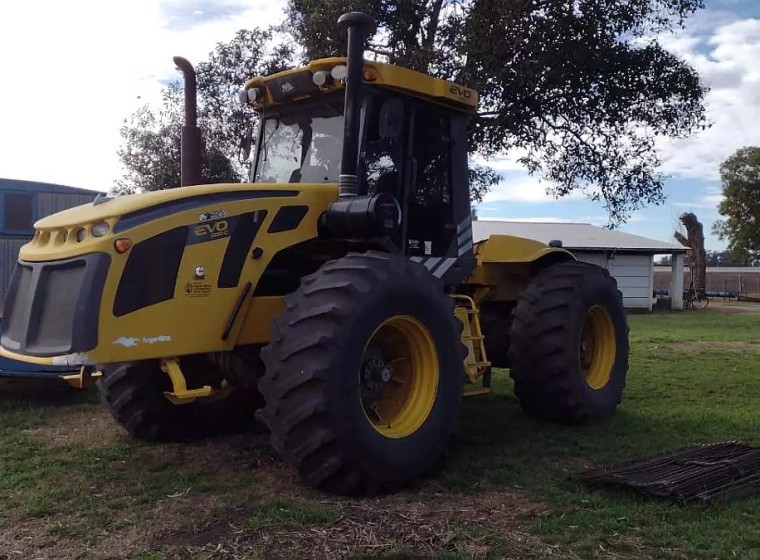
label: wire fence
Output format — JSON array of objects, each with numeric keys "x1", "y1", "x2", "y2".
[{"x1": 654, "y1": 270, "x2": 760, "y2": 298}]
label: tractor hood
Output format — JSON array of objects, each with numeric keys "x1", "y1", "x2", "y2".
[
  {"x1": 34, "y1": 183, "x2": 323, "y2": 230},
  {"x1": 20, "y1": 181, "x2": 339, "y2": 262},
  {"x1": 4, "y1": 178, "x2": 340, "y2": 366}
]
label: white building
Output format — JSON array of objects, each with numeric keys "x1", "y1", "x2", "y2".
[{"x1": 472, "y1": 220, "x2": 688, "y2": 310}]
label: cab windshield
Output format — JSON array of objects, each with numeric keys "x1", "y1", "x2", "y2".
[{"x1": 252, "y1": 96, "x2": 344, "y2": 184}]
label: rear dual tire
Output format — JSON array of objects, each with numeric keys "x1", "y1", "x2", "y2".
[{"x1": 508, "y1": 261, "x2": 629, "y2": 424}]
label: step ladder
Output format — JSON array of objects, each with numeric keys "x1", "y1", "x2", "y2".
[{"x1": 452, "y1": 295, "x2": 492, "y2": 396}]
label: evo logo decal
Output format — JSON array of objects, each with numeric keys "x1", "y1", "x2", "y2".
[{"x1": 187, "y1": 216, "x2": 237, "y2": 245}]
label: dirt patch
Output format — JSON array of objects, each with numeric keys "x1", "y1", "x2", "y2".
[
  {"x1": 1, "y1": 480, "x2": 548, "y2": 560},
  {"x1": 153, "y1": 485, "x2": 550, "y2": 559},
  {"x1": 23, "y1": 405, "x2": 126, "y2": 449},
  {"x1": 142, "y1": 430, "x2": 278, "y2": 473},
  {"x1": 705, "y1": 302, "x2": 760, "y2": 314}
]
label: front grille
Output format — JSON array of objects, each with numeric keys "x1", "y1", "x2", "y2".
[
  {"x1": 2, "y1": 253, "x2": 110, "y2": 357},
  {"x1": 32, "y1": 262, "x2": 87, "y2": 350},
  {"x1": 4, "y1": 264, "x2": 33, "y2": 346}
]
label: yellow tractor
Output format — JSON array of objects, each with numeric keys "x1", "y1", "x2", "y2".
[{"x1": 0, "y1": 12, "x2": 628, "y2": 494}]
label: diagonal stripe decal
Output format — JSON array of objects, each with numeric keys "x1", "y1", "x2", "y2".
[
  {"x1": 433, "y1": 257, "x2": 457, "y2": 278},
  {"x1": 424, "y1": 257, "x2": 441, "y2": 270},
  {"x1": 457, "y1": 216, "x2": 472, "y2": 234},
  {"x1": 458, "y1": 228, "x2": 471, "y2": 247}
]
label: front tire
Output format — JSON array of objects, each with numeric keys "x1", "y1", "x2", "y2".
[
  {"x1": 97, "y1": 354, "x2": 261, "y2": 442},
  {"x1": 258, "y1": 251, "x2": 466, "y2": 495},
  {"x1": 508, "y1": 261, "x2": 629, "y2": 424}
]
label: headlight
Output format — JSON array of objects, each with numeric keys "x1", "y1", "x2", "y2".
[
  {"x1": 313, "y1": 71, "x2": 333, "y2": 87},
  {"x1": 91, "y1": 222, "x2": 110, "y2": 237},
  {"x1": 331, "y1": 65, "x2": 348, "y2": 81},
  {"x1": 75, "y1": 228, "x2": 87, "y2": 243}
]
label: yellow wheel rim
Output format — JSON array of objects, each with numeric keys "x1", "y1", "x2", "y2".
[
  {"x1": 580, "y1": 305, "x2": 617, "y2": 390},
  {"x1": 360, "y1": 316, "x2": 439, "y2": 439}
]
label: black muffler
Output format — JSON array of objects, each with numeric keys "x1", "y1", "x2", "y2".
[{"x1": 336, "y1": 12, "x2": 376, "y2": 197}]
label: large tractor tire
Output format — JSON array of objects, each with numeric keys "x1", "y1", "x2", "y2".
[
  {"x1": 508, "y1": 261, "x2": 629, "y2": 424},
  {"x1": 97, "y1": 353, "x2": 262, "y2": 442},
  {"x1": 258, "y1": 251, "x2": 466, "y2": 495}
]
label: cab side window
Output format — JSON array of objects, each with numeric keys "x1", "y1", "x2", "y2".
[
  {"x1": 406, "y1": 105, "x2": 454, "y2": 256},
  {"x1": 361, "y1": 98, "x2": 404, "y2": 197}
]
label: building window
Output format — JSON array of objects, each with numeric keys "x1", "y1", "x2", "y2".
[{"x1": 4, "y1": 193, "x2": 34, "y2": 234}]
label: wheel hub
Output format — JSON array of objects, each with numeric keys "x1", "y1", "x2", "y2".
[
  {"x1": 359, "y1": 315, "x2": 439, "y2": 439},
  {"x1": 361, "y1": 356, "x2": 392, "y2": 401}
]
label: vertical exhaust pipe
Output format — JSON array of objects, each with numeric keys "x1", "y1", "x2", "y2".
[
  {"x1": 337, "y1": 12, "x2": 376, "y2": 197},
  {"x1": 173, "y1": 56, "x2": 202, "y2": 187}
]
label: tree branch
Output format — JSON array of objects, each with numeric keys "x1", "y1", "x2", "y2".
[
  {"x1": 674, "y1": 231, "x2": 689, "y2": 247},
  {"x1": 423, "y1": 0, "x2": 445, "y2": 52}
]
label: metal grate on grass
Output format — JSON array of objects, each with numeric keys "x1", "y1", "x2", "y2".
[{"x1": 577, "y1": 442, "x2": 760, "y2": 505}]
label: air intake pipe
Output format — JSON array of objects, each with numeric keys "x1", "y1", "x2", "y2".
[
  {"x1": 337, "y1": 11, "x2": 377, "y2": 197},
  {"x1": 320, "y1": 12, "x2": 401, "y2": 240},
  {"x1": 173, "y1": 56, "x2": 203, "y2": 187}
]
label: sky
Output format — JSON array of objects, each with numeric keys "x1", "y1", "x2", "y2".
[{"x1": 0, "y1": 0, "x2": 758, "y2": 251}]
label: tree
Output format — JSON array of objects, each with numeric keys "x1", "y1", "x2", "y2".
[
  {"x1": 287, "y1": 0, "x2": 709, "y2": 223},
  {"x1": 115, "y1": 28, "x2": 294, "y2": 194},
  {"x1": 114, "y1": 84, "x2": 239, "y2": 194},
  {"x1": 117, "y1": 0, "x2": 708, "y2": 221},
  {"x1": 705, "y1": 250, "x2": 744, "y2": 267},
  {"x1": 713, "y1": 147, "x2": 760, "y2": 262},
  {"x1": 674, "y1": 212, "x2": 706, "y2": 290}
]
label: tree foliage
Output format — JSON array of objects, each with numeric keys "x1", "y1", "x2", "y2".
[
  {"x1": 287, "y1": 0, "x2": 708, "y2": 222},
  {"x1": 115, "y1": 28, "x2": 293, "y2": 194},
  {"x1": 713, "y1": 147, "x2": 760, "y2": 262},
  {"x1": 117, "y1": 0, "x2": 709, "y2": 223}
]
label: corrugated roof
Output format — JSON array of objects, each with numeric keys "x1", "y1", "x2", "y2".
[
  {"x1": 0, "y1": 178, "x2": 101, "y2": 196},
  {"x1": 472, "y1": 220, "x2": 687, "y2": 253}
]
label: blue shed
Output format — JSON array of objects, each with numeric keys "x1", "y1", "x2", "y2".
[{"x1": 0, "y1": 178, "x2": 99, "y2": 305}]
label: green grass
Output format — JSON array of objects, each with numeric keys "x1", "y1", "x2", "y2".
[
  {"x1": 443, "y1": 311, "x2": 760, "y2": 559},
  {"x1": 243, "y1": 498, "x2": 342, "y2": 531},
  {"x1": 2, "y1": 310, "x2": 760, "y2": 558}
]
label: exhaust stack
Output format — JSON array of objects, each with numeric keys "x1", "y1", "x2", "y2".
[
  {"x1": 173, "y1": 56, "x2": 202, "y2": 187},
  {"x1": 337, "y1": 12, "x2": 376, "y2": 197}
]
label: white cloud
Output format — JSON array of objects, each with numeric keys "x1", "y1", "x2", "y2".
[
  {"x1": 671, "y1": 186, "x2": 725, "y2": 211},
  {"x1": 475, "y1": 216, "x2": 577, "y2": 223},
  {"x1": 656, "y1": 17, "x2": 760, "y2": 181},
  {"x1": 474, "y1": 150, "x2": 530, "y2": 173},
  {"x1": 0, "y1": 0, "x2": 286, "y2": 192},
  {"x1": 480, "y1": 174, "x2": 591, "y2": 204},
  {"x1": 0, "y1": 1, "x2": 755, "y2": 204}
]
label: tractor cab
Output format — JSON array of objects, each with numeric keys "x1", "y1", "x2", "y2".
[{"x1": 240, "y1": 48, "x2": 478, "y2": 277}]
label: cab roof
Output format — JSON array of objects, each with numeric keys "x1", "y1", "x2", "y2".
[{"x1": 243, "y1": 57, "x2": 478, "y2": 114}]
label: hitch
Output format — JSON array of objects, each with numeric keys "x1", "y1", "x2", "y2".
[
  {"x1": 160, "y1": 358, "x2": 231, "y2": 405},
  {"x1": 62, "y1": 366, "x2": 102, "y2": 389}
]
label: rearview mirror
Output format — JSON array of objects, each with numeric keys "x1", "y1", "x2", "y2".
[{"x1": 238, "y1": 125, "x2": 254, "y2": 163}]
